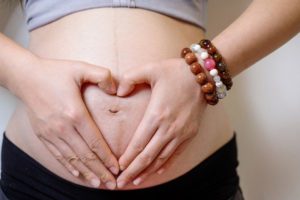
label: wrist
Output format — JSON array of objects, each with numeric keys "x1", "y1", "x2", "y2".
[
  {"x1": 4, "y1": 51, "x2": 40, "y2": 98},
  {"x1": 0, "y1": 33, "x2": 41, "y2": 96},
  {"x1": 181, "y1": 39, "x2": 233, "y2": 105}
]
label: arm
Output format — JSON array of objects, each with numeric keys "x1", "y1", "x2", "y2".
[
  {"x1": 0, "y1": 33, "x2": 119, "y2": 189},
  {"x1": 0, "y1": 33, "x2": 35, "y2": 91},
  {"x1": 115, "y1": 0, "x2": 300, "y2": 188},
  {"x1": 213, "y1": 0, "x2": 300, "y2": 77}
]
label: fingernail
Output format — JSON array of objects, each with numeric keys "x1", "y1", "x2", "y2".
[
  {"x1": 117, "y1": 180, "x2": 127, "y2": 189},
  {"x1": 133, "y1": 177, "x2": 142, "y2": 186},
  {"x1": 117, "y1": 87, "x2": 126, "y2": 97},
  {"x1": 72, "y1": 170, "x2": 79, "y2": 177},
  {"x1": 109, "y1": 167, "x2": 119, "y2": 175},
  {"x1": 116, "y1": 89, "x2": 123, "y2": 97},
  {"x1": 105, "y1": 87, "x2": 114, "y2": 94},
  {"x1": 98, "y1": 83, "x2": 114, "y2": 94},
  {"x1": 105, "y1": 181, "x2": 116, "y2": 190},
  {"x1": 157, "y1": 168, "x2": 165, "y2": 175},
  {"x1": 91, "y1": 178, "x2": 100, "y2": 188},
  {"x1": 120, "y1": 165, "x2": 125, "y2": 171},
  {"x1": 108, "y1": 85, "x2": 116, "y2": 94}
]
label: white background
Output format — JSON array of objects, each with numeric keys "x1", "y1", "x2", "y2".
[{"x1": 1, "y1": 1, "x2": 300, "y2": 199}]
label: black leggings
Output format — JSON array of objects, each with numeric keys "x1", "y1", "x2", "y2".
[{"x1": 0, "y1": 133, "x2": 244, "y2": 200}]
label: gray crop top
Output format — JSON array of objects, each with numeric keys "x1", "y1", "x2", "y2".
[{"x1": 23, "y1": 0, "x2": 208, "y2": 32}]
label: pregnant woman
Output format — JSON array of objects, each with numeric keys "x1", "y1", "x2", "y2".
[{"x1": 0, "y1": 0, "x2": 299, "y2": 200}]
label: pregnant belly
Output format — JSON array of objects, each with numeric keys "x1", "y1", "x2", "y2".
[
  {"x1": 82, "y1": 83, "x2": 151, "y2": 157},
  {"x1": 5, "y1": 8, "x2": 234, "y2": 189},
  {"x1": 25, "y1": 7, "x2": 207, "y2": 159}
]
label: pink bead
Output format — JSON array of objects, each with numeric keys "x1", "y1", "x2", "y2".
[{"x1": 204, "y1": 58, "x2": 216, "y2": 71}]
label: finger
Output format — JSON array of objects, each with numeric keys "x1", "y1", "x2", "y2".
[
  {"x1": 157, "y1": 138, "x2": 192, "y2": 174},
  {"x1": 132, "y1": 138, "x2": 180, "y2": 185},
  {"x1": 117, "y1": 127, "x2": 171, "y2": 188},
  {"x1": 42, "y1": 136, "x2": 101, "y2": 188},
  {"x1": 117, "y1": 63, "x2": 154, "y2": 97},
  {"x1": 77, "y1": 62, "x2": 117, "y2": 95},
  {"x1": 118, "y1": 109, "x2": 159, "y2": 171},
  {"x1": 40, "y1": 137, "x2": 79, "y2": 177},
  {"x1": 74, "y1": 106, "x2": 120, "y2": 176},
  {"x1": 70, "y1": 88, "x2": 119, "y2": 175},
  {"x1": 63, "y1": 129, "x2": 117, "y2": 190}
]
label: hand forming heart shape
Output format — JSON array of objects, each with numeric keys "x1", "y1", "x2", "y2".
[{"x1": 84, "y1": 58, "x2": 206, "y2": 189}]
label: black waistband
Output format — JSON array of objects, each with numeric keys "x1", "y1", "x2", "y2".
[{"x1": 1, "y1": 133, "x2": 240, "y2": 200}]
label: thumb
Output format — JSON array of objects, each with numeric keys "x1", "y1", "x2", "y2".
[
  {"x1": 117, "y1": 65, "x2": 153, "y2": 97},
  {"x1": 79, "y1": 63, "x2": 117, "y2": 95}
]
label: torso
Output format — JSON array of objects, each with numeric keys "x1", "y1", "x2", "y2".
[{"x1": 5, "y1": 8, "x2": 234, "y2": 190}]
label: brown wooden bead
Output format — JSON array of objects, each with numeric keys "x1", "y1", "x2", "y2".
[
  {"x1": 207, "y1": 45, "x2": 217, "y2": 54},
  {"x1": 196, "y1": 72, "x2": 207, "y2": 85},
  {"x1": 190, "y1": 62, "x2": 203, "y2": 75},
  {"x1": 205, "y1": 90, "x2": 219, "y2": 105},
  {"x1": 216, "y1": 62, "x2": 227, "y2": 72},
  {"x1": 205, "y1": 92, "x2": 217, "y2": 101},
  {"x1": 220, "y1": 71, "x2": 231, "y2": 80},
  {"x1": 181, "y1": 47, "x2": 192, "y2": 58},
  {"x1": 199, "y1": 39, "x2": 211, "y2": 49},
  {"x1": 225, "y1": 80, "x2": 233, "y2": 90},
  {"x1": 201, "y1": 82, "x2": 215, "y2": 94},
  {"x1": 222, "y1": 77, "x2": 232, "y2": 84},
  {"x1": 185, "y1": 52, "x2": 198, "y2": 65},
  {"x1": 213, "y1": 53, "x2": 222, "y2": 62},
  {"x1": 207, "y1": 98, "x2": 219, "y2": 105}
]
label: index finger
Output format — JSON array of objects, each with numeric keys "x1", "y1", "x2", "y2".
[
  {"x1": 118, "y1": 95, "x2": 161, "y2": 171},
  {"x1": 73, "y1": 99, "x2": 119, "y2": 175}
]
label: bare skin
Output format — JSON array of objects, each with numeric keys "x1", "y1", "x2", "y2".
[
  {"x1": 5, "y1": 8, "x2": 234, "y2": 190},
  {"x1": 1, "y1": 0, "x2": 300, "y2": 191}
]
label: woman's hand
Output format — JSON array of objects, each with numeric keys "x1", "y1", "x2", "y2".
[
  {"x1": 14, "y1": 56, "x2": 119, "y2": 190},
  {"x1": 116, "y1": 58, "x2": 207, "y2": 188}
]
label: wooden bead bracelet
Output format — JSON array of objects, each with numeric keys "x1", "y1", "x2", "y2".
[
  {"x1": 199, "y1": 39, "x2": 233, "y2": 90},
  {"x1": 180, "y1": 39, "x2": 233, "y2": 105}
]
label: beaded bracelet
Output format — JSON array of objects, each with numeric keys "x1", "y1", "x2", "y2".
[
  {"x1": 180, "y1": 39, "x2": 233, "y2": 105},
  {"x1": 190, "y1": 43, "x2": 227, "y2": 99},
  {"x1": 181, "y1": 48, "x2": 219, "y2": 105},
  {"x1": 199, "y1": 39, "x2": 233, "y2": 90}
]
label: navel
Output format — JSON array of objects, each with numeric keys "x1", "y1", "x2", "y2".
[{"x1": 108, "y1": 108, "x2": 119, "y2": 114}]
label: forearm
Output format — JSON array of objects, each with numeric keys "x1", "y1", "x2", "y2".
[
  {"x1": 212, "y1": 0, "x2": 300, "y2": 77},
  {"x1": 0, "y1": 32, "x2": 37, "y2": 94}
]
